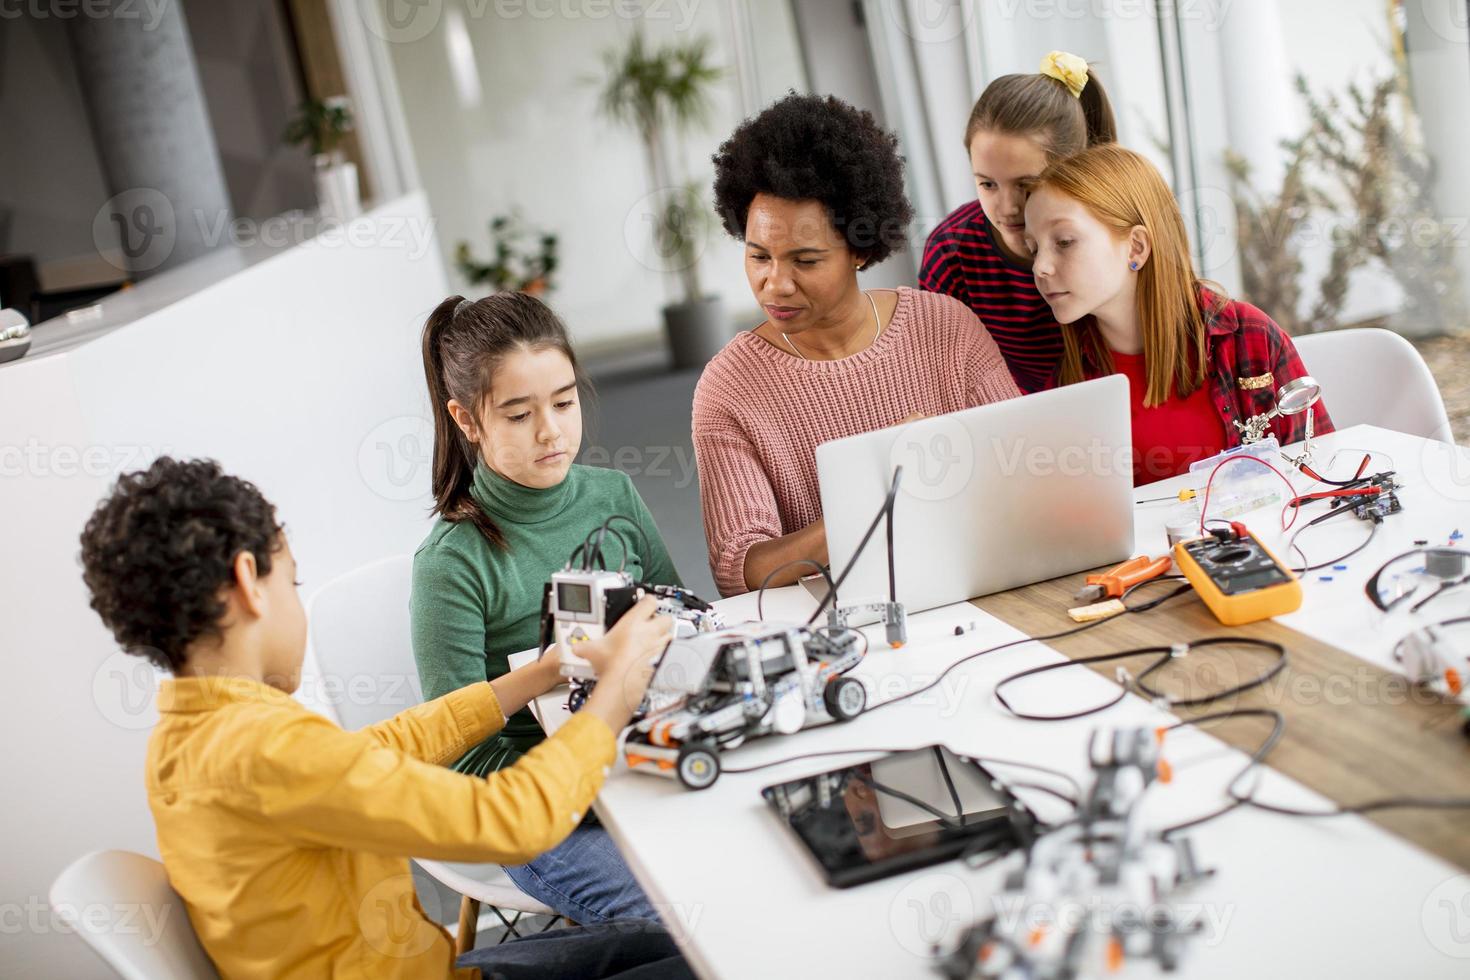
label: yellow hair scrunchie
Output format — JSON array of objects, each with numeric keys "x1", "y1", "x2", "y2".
[{"x1": 1040, "y1": 50, "x2": 1089, "y2": 99}]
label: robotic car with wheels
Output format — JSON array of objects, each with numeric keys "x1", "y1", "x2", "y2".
[{"x1": 623, "y1": 622, "x2": 868, "y2": 790}]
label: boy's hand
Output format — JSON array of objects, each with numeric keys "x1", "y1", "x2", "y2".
[{"x1": 580, "y1": 597, "x2": 672, "y2": 732}]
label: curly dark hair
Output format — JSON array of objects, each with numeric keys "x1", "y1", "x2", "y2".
[
  {"x1": 79, "y1": 457, "x2": 283, "y2": 672},
  {"x1": 712, "y1": 92, "x2": 914, "y2": 265}
]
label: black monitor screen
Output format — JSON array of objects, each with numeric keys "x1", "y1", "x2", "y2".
[{"x1": 557, "y1": 582, "x2": 593, "y2": 614}]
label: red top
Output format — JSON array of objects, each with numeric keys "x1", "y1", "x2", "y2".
[
  {"x1": 1068, "y1": 295, "x2": 1334, "y2": 484},
  {"x1": 919, "y1": 200, "x2": 1063, "y2": 394},
  {"x1": 1109, "y1": 350, "x2": 1227, "y2": 485}
]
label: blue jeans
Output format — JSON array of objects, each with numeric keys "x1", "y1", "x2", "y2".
[
  {"x1": 504, "y1": 824, "x2": 658, "y2": 924},
  {"x1": 457, "y1": 919, "x2": 693, "y2": 979}
]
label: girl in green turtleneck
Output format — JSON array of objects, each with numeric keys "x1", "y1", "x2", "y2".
[{"x1": 411, "y1": 291, "x2": 680, "y2": 926}]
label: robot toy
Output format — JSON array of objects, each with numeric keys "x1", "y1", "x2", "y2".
[
  {"x1": 623, "y1": 622, "x2": 868, "y2": 790},
  {"x1": 938, "y1": 728, "x2": 1211, "y2": 979}
]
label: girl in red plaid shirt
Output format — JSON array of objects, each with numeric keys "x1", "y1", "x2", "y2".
[{"x1": 1024, "y1": 144, "x2": 1333, "y2": 485}]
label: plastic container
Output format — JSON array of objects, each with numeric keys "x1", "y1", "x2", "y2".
[{"x1": 1188, "y1": 438, "x2": 1285, "y2": 522}]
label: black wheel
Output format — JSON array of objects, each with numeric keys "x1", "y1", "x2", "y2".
[
  {"x1": 675, "y1": 742, "x2": 721, "y2": 790},
  {"x1": 824, "y1": 675, "x2": 867, "y2": 721},
  {"x1": 566, "y1": 682, "x2": 591, "y2": 713}
]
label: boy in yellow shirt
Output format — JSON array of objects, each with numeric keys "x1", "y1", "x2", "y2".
[{"x1": 78, "y1": 457, "x2": 692, "y2": 979}]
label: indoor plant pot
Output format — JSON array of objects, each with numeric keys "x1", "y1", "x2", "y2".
[{"x1": 663, "y1": 295, "x2": 727, "y2": 370}]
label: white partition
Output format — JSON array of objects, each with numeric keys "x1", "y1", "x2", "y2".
[{"x1": 0, "y1": 193, "x2": 446, "y2": 976}]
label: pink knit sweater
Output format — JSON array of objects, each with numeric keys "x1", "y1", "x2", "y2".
[{"x1": 693, "y1": 286, "x2": 1023, "y2": 596}]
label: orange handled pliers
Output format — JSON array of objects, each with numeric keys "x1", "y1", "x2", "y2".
[{"x1": 1074, "y1": 555, "x2": 1173, "y2": 603}]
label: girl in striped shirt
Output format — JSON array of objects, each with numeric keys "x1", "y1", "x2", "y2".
[{"x1": 920, "y1": 51, "x2": 1118, "y2": 393}]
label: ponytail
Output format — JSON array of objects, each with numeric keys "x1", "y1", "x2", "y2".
[
  {"x1": 1077, "y1": 66, "x2": 1117, "y2": 147},
  {"x1": 964, "y1": 57, "x2": 1118, "y2": 163},
  {"x1": 420, "y1": 292, "x2": 588, "y2": 548}
]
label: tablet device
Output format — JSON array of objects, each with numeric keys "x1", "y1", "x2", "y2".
[{"x1": 760, "y1": 745, "x2": 1021, "y2": 888}]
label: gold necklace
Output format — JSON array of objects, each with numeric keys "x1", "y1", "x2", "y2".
[{"x1": 782, "y1": 291, "x2": 881, "y2": 360}]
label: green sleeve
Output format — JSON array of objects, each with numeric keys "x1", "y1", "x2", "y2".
[
  {"x1": 625, "y1": 479, "x2": 682, "y2": 589},
  {"x1": 410, "y1": 542, "x2": 492, "y2": 703}
]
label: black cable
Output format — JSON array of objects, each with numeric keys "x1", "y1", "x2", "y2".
[
  {"x1": 1156, "y1": 706, "x2": 1470, "y2": 833},
  {"x1": 1286, "y1": 502, "x2": 1378, "y2": 573},
  {"x1": 886, "y1": 478, "x2": 898, "y2": 604},
  {"x1": 1365, "y1": 547, "x2": 1470, "y2": 613},
  {"x1": 806, "y1": 467, "x2": 905, "y2": 627},
  {"x1": 595, "y1": 515, "x2": 650, "y2": 572},
  {"x1": 1157, "y1": 708, "x2": 1285, "y2": 836},
  {"x1": 1134, "y1": 637, "x2": 1287, "y2": 707},
  {"x1": 872, "y1": 581, "x2": 1198, "y2": 717},
  {"x1": 755, "y1": 559, "x2": 836, "y2": 622},
  {"x1": 933, "y1": 746, "x2": 966, "y2": 827},
  {"x1": 992, "y1": 636, "x2": 1285, "y2": 721}
]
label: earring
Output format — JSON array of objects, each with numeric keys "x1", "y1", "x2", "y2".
[{"x1": 1129, "y1": 261, "x2": 1139, "y2": 271}]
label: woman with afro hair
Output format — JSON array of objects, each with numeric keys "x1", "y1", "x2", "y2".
[{"x1": 693, "y1": 93, "x2": 1020, "y2": 597}]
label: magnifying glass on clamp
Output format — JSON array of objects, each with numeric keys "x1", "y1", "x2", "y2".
[{"x1": 1234, "y1": 375, "x2": 1322, "y2": 465}]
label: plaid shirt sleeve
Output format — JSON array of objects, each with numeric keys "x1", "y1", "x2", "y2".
[{"x1": 1211, "y1": 300, "x2": 1335, "y2": 448}]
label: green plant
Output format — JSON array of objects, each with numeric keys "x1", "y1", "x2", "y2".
[
  {"x1": 595, "y1": 32, "x2": 723, "y2": 305},
  {"x1": 1227, "y1": 70, "x2": 1468, "y2": 337},
  {"x1": 455, "y1": 214, "x2": 559, "y2": 294},
  {"x1": 1297, "y1": 73, "x2": 1466, "y2": 334},
  {"x1": 283, "y1": 96, "x2": 354, "y2": 159},
  {"x1": 1225, "y1": 132, "x2": 1317, "y2": 336}
]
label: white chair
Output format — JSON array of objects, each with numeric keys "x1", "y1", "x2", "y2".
[
  {"x1": 307, "y1": 555, "x2": 558, "y2": 953},
  {"x1": 50, "y1": 850, "x2": 218, "y2": 980},
  {"x1": 1292, "y1": 327, "x2": 1453, "y2": 442}
]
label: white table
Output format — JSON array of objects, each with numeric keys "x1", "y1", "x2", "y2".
[{"x1": 512, "y1": 425, "x2": 1470, "y2": 978}]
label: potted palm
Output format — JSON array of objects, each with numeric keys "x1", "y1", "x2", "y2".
[
  {"x1": 284, "y1": 96, "x2": 360, "y2": 222},
  {"x1": 597, "y1": 32, "x2": 726, "y2": 369}
]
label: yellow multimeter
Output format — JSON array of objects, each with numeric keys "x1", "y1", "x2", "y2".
[{"x1": 1173, "y1": 523, "x2": 1302, "y2": 626}]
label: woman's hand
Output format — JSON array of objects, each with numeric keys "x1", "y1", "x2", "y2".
[
  {"x1": 579, "y1": 597, "x2": 673, "y2": 732},
  {"x1": 743, "y1": 519, "x2": 829, "y2": 593}
]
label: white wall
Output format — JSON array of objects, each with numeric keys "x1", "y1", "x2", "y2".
[
  {"x1": 0, "y1": 193, "x2": 446, "y2": 976},
  {"x1": 380, "y1": 1, "x2": 814, "y2": 347}
]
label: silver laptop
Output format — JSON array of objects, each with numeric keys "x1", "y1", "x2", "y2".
[{"x1": 813, "y1": 375, "x2": 1134, "y2": 614}]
